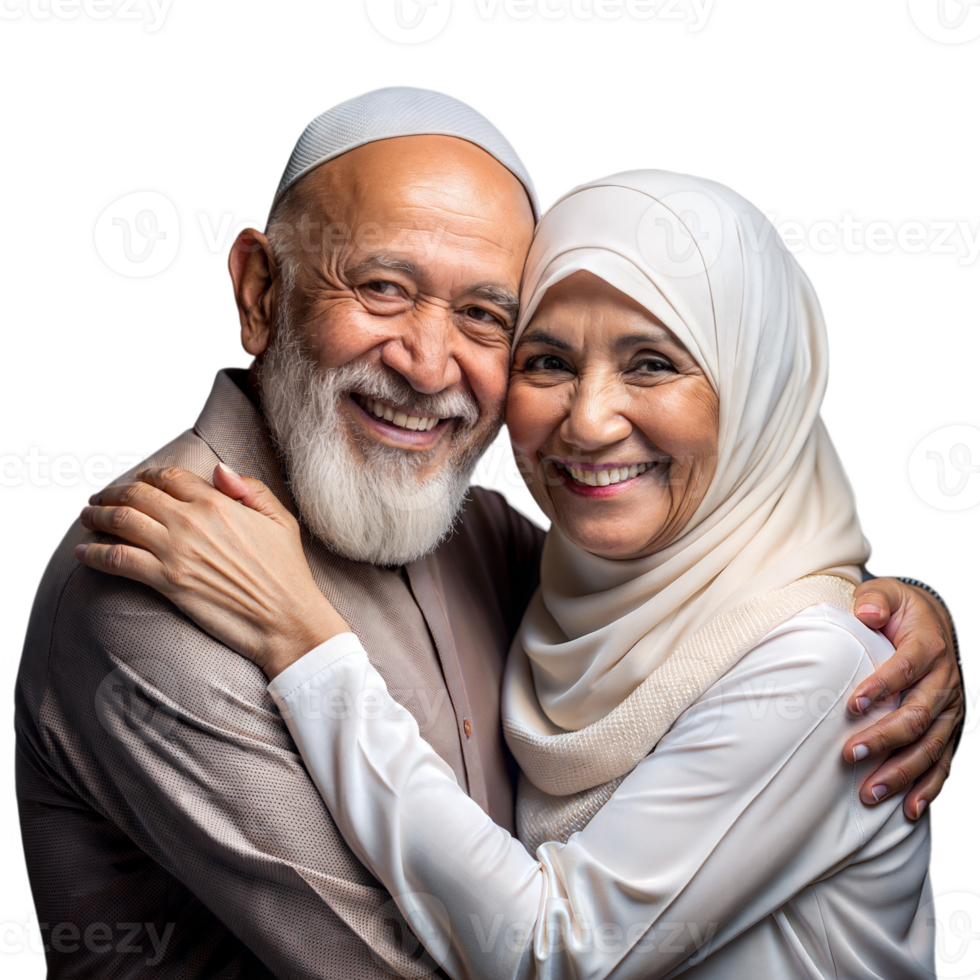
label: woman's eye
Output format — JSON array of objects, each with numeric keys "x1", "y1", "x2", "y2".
[
  {"x1": 631, "y1": 357, "x2": 675, "y2": 374},
  {"x1": 525, "y1": 354, "x2": 572, "y2": 373}
]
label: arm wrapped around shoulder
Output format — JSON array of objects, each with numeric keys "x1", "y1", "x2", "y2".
[{"x1": 269, "y1": 603, "x2": 933, "y2": 980}]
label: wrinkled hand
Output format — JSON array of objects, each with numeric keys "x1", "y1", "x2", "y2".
[
  {"x1": 75, "y1": 464, "x2": 349, "y2": 679},
  {"x1": 849, "y1": 578, "x2": 964, "y2": 821}
]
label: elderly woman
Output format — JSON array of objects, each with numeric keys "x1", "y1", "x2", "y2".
[{"x1": 77, "y1": 172, "x2": 935, "y2": 977}]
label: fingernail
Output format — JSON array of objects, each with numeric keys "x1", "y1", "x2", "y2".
[
  {"x1": 217, "y1": 462, "x2": 238, "y2": 476},
  {"x1": 88, "y1": 493, "x2": 100, "y2": 505},
  {"x1": 854, "y1": 696, "x2": 871, "y2": 713},
  {"x1": 851, "y1": 744, "x2": 870, "y2": 762},
  {"x1": 80, "y1": 506, "x2": 91, "y2": 522},
  {"x1": 855, "y1": 604, "x2": 880, "y2": 617},
  {"x1": 74, "y1": 544, "x2": 88, "y2": 560},
  {"x1": 915, "y1": 800, "x2": 927, "y2": 820},
  {"x1": 871, "y1": 784, "x2": 889, "y2": 802}
]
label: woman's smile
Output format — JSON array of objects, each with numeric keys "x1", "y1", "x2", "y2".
[{"x1": 550, "y1": 458, "x2": 660, "y2": 497}]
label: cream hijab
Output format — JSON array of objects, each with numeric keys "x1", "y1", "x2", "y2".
[{"x1": 506, "y1": 171, "x2": 870, "y2": 735}]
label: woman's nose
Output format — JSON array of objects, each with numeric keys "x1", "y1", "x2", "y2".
[{"x1": 560, "y1": 377, "x2": 632, "y2": 452}]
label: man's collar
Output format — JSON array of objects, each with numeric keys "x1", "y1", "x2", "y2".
[{"x1": 193, "y1": 369, "x2": 297, "y2": 516}]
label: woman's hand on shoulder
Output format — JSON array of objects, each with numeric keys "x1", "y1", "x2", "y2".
[
  {"x1": 847, "y1": 577, "x2": 964, "y2": 821},
  {"x1": 75, "y1": 464, "x2": 350, "y2": 679}
]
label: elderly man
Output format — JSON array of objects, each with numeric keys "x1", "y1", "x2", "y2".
[{"x1": 16, "y1": 88, "x2": 963, "y2": 978}]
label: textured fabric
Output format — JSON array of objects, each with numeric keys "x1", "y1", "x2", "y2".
[
  {"x1": 15, "y1": 369, "x2": 544, "y2": 979},
  {"x1": 273, "y1": 605, "x2": 933, "y2": 979},
  {"x1": 511, "y1": 574, "x2": 855, "y2": 848},
  {"x1": 507, "y1": 171, "x2": 870, "y2": 738},
  {"x1": 273, "y1": 86, "x2": 540, "y2": 218}
]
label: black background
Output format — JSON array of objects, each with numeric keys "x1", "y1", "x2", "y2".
[{"x1": 0, "y1": 0, "x2": 980, "y2": 975}]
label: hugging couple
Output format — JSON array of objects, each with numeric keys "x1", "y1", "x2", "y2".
[{"x1": 18, "y1": 87, "x2": 964, "y2": 978}]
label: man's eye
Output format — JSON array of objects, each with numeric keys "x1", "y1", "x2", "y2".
[
  {"x1": 365, "y1": 280, "x2": 402, "y2": 297},
  {"x1": 462, "y1": 306, "x2": 500, "y2": 325}
]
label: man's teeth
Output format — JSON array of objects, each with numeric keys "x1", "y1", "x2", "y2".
[
  {"x1": 365, "y1": 397, "x2": 440, "y2": 432},
  {"x1": 564, "y1": 463, "x2": 652, "y2": 487}
]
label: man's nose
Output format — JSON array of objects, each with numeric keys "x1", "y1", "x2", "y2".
[
  {"x1": 560, "y1": 377, "x2": 632, "y2": 452},
  {"x1": 379, "y1": 310, "x2": 462, "y2": 395}
]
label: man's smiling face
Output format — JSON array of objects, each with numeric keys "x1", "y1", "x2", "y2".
[{"x1": 229, "y1": 135, "x2": 535, "y2": 563}]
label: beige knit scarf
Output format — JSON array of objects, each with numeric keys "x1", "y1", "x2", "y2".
[{"x1": 506, "y1": 574, "x2": 855, "y2": 853}]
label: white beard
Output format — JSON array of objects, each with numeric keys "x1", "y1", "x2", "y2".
[{"x1": 257, "y1": 323, "x2": 500, "y2": 566}]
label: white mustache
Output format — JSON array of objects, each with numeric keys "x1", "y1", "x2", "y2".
[{"x1": 328, "y1": 360, "x2": 481, "y2": 433}]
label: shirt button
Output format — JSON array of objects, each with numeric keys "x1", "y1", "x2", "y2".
[{"x1": 463, "y1": 719, "x2": 472, "y2": 737}]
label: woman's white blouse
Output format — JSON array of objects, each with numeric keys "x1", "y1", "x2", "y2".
[{"x1": 268, "y1": 605, "x2": 934, "y2": 979}]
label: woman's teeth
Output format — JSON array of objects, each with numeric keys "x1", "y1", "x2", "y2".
[
  {"x1": 563, "y1": 463, "x2": 652, "y2": 487},
  {"x1": 364, "y1": 397, "x2": 441, "y2": 432}
]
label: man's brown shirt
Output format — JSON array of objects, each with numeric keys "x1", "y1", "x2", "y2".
[{"x1": 15, "y1": 370, "x2": 544, "y2": 979}]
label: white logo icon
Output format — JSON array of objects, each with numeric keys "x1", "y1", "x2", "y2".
[
  {"x1": 637, "y1": 190, "x2": 725, "y2": 279},
  {"x1": 95, "y1": 191, "x2": 180, "y2": 278},
  {"x1": 909, "y1": 425, "x2": 980, "y2": 511},
  {"x1": 365, "y1": 0, "x2": 451, "y2": 43},
  {"x1": 913, "y1": 891, "x2": 980, "y2": 977},
  {"x1": 909, "y1": 0, "x2": 980, "y2": 43}
]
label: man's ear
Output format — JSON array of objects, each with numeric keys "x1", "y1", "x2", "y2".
[{"x1": 229, "y1": 228, "x2": 279, "y2": 356}]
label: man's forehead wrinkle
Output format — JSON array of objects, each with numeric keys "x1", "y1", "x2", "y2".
[
  {"x1": 348, "y1": 150, "x2": 527, "y2": 224},
  {"x1": 346, "y1": 194, "x2": 519, "y2": 243},
  {"x1": 316, "y1": 153, "x2": 463, "y2": 218},
  {"x1": 370, "y1": 203, "x2": 532, "y2": 276},
  {"x1": 384, "y1": 195, "x2": 512, "y2": 228},
  {"x1": 345, "y1": 253, "x2": 425, "y2": 281}
]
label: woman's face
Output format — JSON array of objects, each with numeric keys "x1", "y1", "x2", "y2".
[{"x1": 507, "y1": 270, "x2": 719, "y2": 561}]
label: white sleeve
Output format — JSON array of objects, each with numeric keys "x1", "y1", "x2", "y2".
[{"x1": 268, "y1": 608, "x2": 898, "y2": 980}]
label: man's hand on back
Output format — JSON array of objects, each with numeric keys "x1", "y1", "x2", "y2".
[{"x1": 846, "y1": 577, "x2": 963, "y2": 821}]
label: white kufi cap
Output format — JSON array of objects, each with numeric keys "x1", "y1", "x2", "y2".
[{"x1": 272, "y1": 87, "x2": 539, "y2": 218}]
